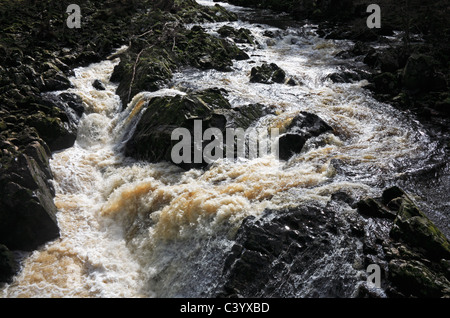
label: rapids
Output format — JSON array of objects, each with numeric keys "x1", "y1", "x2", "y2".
[{"x1": 1, "y1": 0, "x2": 447, "y2": 298}]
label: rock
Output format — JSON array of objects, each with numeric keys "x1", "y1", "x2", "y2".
[
  {"x1": 0, "y1": 153, "x2": 60, "y2": 251},
  {"x1": 41, "y1": 92, "x2": 85, "y2": 123},
  {"x1": 216, "y1": 205, "x2": 361, "y2": 298},
  {"x1": 371, "y1": 72, "x2": 399, "y2": 94},
  {"x1": 390, "y1": 196, "x2": 450, "y2": 260},
  {"x1": 356, "y1": 197, "x2": 396, "y2": 220},
  {"x1": 42, "y1": 72, "x2": 73, "y2": 92},
  {"x1": 250, "y1": 63, "x2": 286, "y2": 84},
  {"x1": 217, "y1": 25, "x2": 255, "y2": 44},
  {"x1": 0, "y1": 244, "x2": 17, "y2": 283},
  {"x1": 278, "y1": 134, "x2": 307, "y2": 161},
  {"x1": 92, "y1": 79, "x2": 106, "y2": 91},
  {"x1": 232, "y1": 103, "x2": 276, "y2": 130},
  {"x1": 388, "y1": 258, "x2": 450, "y2": 298},
  {"x1": 402, "y1": 54, "x2": 446, "y2": 92},
  {"x1": 124, "y1": 88, "x2": 225, "y2": 169},
  {"x1": 278, "y1": 111, "x2": 333, "y2": 160},
  {"x1": 326, "y1": 69, "x2": 370, "y2": 83},
  {"x1": 124, "y1": 88, "x2": 277, "y2": 169},
  {"x1": 112, "y1": 27, "x2": 248, "y2": 106},
  {"x1": 24, "y1": 111, "x2": 77, "y2": 152}
]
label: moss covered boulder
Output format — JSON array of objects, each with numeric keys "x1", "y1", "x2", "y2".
[
  {"x1": 250, "y1": 63, "x2": 286, "y2": 84},
  {"x1": 124, "y1": 88, "x2": 274, "y2": 169}
]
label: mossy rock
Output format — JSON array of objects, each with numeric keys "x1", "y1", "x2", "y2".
[
  {"x1": 124, "y1": 88, "x2": 233, "y2": 169},
  {"x1": 388, "y1": 258, "x2": 450, "y2": 297},
  {"x1": 250, "y1": 63, "x2": 286, "y2": 84},
  {"x1": 390, "y1": 197, "x2": 450, "y2": 260}
]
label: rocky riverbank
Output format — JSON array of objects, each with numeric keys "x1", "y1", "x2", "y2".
[{"x1": 224, "y1": 0, "x2": 450, "y2": 129}]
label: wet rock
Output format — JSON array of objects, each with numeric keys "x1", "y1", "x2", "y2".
[
  {"x1": 278, "y1": 111, "x2": 333, "y2": 160},
  {"x1": 278, "y1": 134, "x2": 307, "y2": 161},
  {"x1": 217, "y1": 25, "x2": 255, "y2": 44},
  {"x1": 92, "y1": 79, "x2": 106, "y2": 91},
  {"x1": 125, "y1": 88, "x2": 227, "y2": 169},
  {"x1": 0, "y1": 151, "x2": 60, "y2": 251},
  {"x1": 250, "y1": 63, "x2": 286, "y2": 84},
  {"x1": 216, "y1": 205, "x2": 361, "y2": 298},
  {"x1": 232, "y1": 103, "x2": 276, "y2": 130},
  {"x1": 0, "y1": 244, "x2": 17, "y2": 283},
  {"x1": 24, "y1": 110, "x2": 77, "y2": 152},
  {"x1": 356, "y1": 198, "x2": 397, "y2": 220},
  {"x1": 371, "y1": 72, "x2": 399, "y2": 94},
  {"x1": 390, "y1": 196, "x2": 450, "y2": 260},
  {"x1": 41, "y1": 92, "x2": 85, "y2": 122},
  {"x1": 355, "y1": 187, "x2": 450, "y2": 297},
  {"x1": 125, "y1": 88, "x2": 276, "y2": 169},
  {"x1": 326, "y1": 69, "x2": 370, "y2": 83},
  {"x1": 112, "y1": 27, "x2": 248, "y2": 106}
]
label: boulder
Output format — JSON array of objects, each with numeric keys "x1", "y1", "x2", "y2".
[
  {"x1": 0, "y1": 244, "x2": 17, "y2": 283},
  {"x1": 216, "y1": 205, "x2": 361, "y2": 298},
  {"x1": 402, "y1": 54, "x2": 447, "y2": 92},
  {"x1": 390, "y1": 196, "x2": 450, "y2": 260},
  {"x1": 278, "y1": 111, "x2": 333, "y2": 160},
  {"x1": 124, "y1": 88, "x2": 277, "y2": 169},
  {"x1": 0, "y1": 151, "x2": 59, "y2": 251},
  {"x1": 217, "y1": 25, "x2": 255, "y2": 44},
  {"x1": 92, "y1": 79, "x2": 106, "y2": 91},
  {"x1": 250, "y1": 63, "x2": 286, "y2": 84}
]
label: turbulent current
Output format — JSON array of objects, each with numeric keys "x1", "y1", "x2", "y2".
[{"x1": 1, "y1": 1, "x2": 447, "y2": 297}]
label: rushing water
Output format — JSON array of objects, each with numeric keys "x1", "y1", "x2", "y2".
[{"x1": 1, "y1": 1, "x2": 446, "y2": 298}]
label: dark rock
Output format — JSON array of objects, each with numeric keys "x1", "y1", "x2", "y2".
[
  {"x1": 327, "y1": 69, "x2": 370, "y2": 83},
  {"x1": 388, "y1": 258, "x2": 450, "y2": 298},
  {"x1": 92, "y1": 79, "x2": 106, "y2": 91},
  {"x1": 250, "y1": 63, "x2": 286, "y2": 84},
  {"x1": 41, "y1": 92, "x2": 85, "y2": 123},
  {"x1": 112, "y1": 27, "x2": 248, "y2": 106},
  {"x1": 24, "y1": 111, "x2": 77, "y2": 152},
  {"x1": 356, "y1": 198, "x2": 396, "y2": 220},
  {"x1": 278, "y1": 111, "x2": 333, "y2": 160},
  {"x1": 216, "y1": 205, "x2": 362, "y2": 298},
  {"x1": 278, "y1": 134, "x2": 307, "y2": 161},
  {"x1": 42, "y1": 72, "x2": 73, "y2": 92},
  {"x1": 371, "y1": 72, "x2": 399, "y2": 94},
  {"x1": 0, "y1": 153, "x2": 60, "y2": 251},
  {"x1": 402, "y1": 54, "x2": 446, "y2": 92},
  {"x1": 390, "y1": 196, "x2": 450, "y2": 261},
  {"x1": 381, "y1": 186, "x2": 406, "y2": 206},
  {"x1": 0, "y1": 244, "x2": 17, "y2": 283},
  {"x1": 233, "y1": 103, "x2": 276, "y2": 130},
  {"x1": 217, "y1": 25, "x2": 255, "y2": 44}
]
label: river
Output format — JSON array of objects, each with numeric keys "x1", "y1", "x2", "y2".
[{"x1": 1, "y1": 0, "x2": 447, "y2": 298}]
